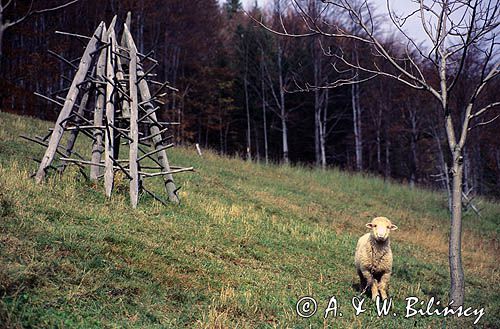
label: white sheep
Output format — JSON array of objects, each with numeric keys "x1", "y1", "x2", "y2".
[{"x1": 354, "y1": 216, "x2": 398, "y2": 300}]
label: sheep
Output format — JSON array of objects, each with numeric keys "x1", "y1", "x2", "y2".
[{"x1": 354, "y1": 216, "x2": 398, "y2": 301}]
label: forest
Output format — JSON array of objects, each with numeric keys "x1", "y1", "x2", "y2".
[{"x1": 1, "y1": 0, "x2": 499, "y2": 199}]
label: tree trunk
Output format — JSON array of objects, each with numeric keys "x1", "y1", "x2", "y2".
[
  {"x1": 352, "y1": 80, "x2": 362, "y2": 171},
  {"x1": 314, "y1": 51, "x2": 321, "y2": 166},
  {"x1": 376, "y1": 131, "x2": 381, "y2": 172},
  {"x1": 277, "y1": 43, "x2": 288, "y2": 164},
  {"x1": 261, "y1": 50, "x2": 269, "y2": 165},
  {"x1": 385, "y1": 131, "x2": 390, "y2": 178},
  {"x1": 254, "y1": 121, "x2": 260, "y2": 162},
  {"x1": 375, "y1": 106, "x2": 383, "y2": 173},
  {"x1": 219, "y1": 104, "x2": 223, "y2": 153},
  {"x1": 244, "y1": 70, "x2": 251, "y2": 161},
  {"x1": 315, "y1": 100, "x2": 320, "y2": 165},
  {"x1": 281, "y1": 112, "x2": 288, "y2": 164},
  {"x1": 449, "y1": 150, "x2": 465, "y2": 307},
  {"x1": 319, "y1": 87, "x2": 328, "y2": 169},
  {"x1": 433, "y1": 124, "x2": 452, "y2": 211},
  {"x1": 409, "y1": 108, "x2": 418, "y2": 188}
]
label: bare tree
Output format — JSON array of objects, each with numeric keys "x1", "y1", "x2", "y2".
[
  {"x1": 0, "y1": 0, "x2": 78, "y2": 63},
  {"x1": 254, "y1": 0, "x2": 499, "y2": 306},
  {"x1": 260, "y1": 0, "x2": 293, "y2": 164},
  {"x1": 243, "y1": 34, "x2": 252, "y2": 161},
  {"x1": 260, "y1": 47, "x2": 269, "y2": 164}
]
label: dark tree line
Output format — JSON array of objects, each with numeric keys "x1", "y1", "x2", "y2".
[{"x1": 1, "y1": 0, "x2": 499, "y2": 200}]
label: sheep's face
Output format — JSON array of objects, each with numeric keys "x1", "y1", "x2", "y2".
[{"x1": 366, "y1": 217, "x2": 398, "y2": 242}]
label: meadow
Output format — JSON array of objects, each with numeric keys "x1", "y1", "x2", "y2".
[{"x1": 0, "y1": 111, "x2": 498, "y2": 328}]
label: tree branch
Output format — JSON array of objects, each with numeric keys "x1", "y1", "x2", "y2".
[{"x1": 4, "y1": 0, "x2": 78, "y2": 30}]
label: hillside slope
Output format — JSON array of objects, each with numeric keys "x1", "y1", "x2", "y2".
[{"x1": 0, "y1": 112, "x2": 499, "y2": 328}]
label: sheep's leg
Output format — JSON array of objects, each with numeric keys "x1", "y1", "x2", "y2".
[
  {"x1": 378, "y1": 272, "x2": 391, "y2": 300},
  {"x1": 357, "y1": 269, "x2": 367, "y2": 291},
  {"x1": 371, "y1": 279, "x2": 379, "y2": 301},
  {"x1": 360, "y1": 269, "x2": 376, "y2": 299}
]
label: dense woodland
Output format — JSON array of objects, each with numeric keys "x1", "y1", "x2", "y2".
[{"x1": 1, "y1": 0, "x2": 499, "y2": 198}]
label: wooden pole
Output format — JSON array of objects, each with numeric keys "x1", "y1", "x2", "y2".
[
  {"x1": 106, "y1": 17, "x2": 122, "y2": 163},
  {"x1": 59, "y1": 86, "x2": 92, "y2": 173},
  {"x1": 90, "y1": 34, "x2": 107, "y2": 180},
  {"x1": 104, "y1": 27, "x2": 116, "y2": 197},
  {"x1": 123, "y1": 26, "x2": 180, "y2": 203},
  {"x1": 125, "y1": 24, "x2": 140, "y2": 208},
  {"x1": 115, "y1": 13, "x2": 131, "y2": 119},
  {"x1": 90, "y1": 21, "x2": 117, "y2": 181},
  {"x1": 35, "y1": 22, "x2": 104, "y2": 183}
]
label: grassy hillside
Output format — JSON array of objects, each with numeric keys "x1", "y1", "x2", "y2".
[{"x1": 0, "y1": 111, "x2": 499, "y2": 328}]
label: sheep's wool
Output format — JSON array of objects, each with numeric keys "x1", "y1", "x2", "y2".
[{"x1": 354, "y1": 217, "x2": 396, "y2": 300}]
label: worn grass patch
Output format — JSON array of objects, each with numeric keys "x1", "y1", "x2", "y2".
[{"x1": 0, "y1": 111, "x2": 499, "y2": 328}]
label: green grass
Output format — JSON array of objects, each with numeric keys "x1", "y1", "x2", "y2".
[{"x1": 0, "y1": 111, "x2": 499, "y2": 328}]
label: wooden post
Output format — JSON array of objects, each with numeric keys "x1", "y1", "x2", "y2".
[
  {"x1": 195, "y1": 143, "x2": 203, "y2": 157},
  {"x1": 125, "y1": 24, "x2": 140, "y2": 208},
  {"x1": 121, "y1": 12, "x2": 132, "y2": 60},
  {"x1": 118, "y1": 12, "x2": 132, "y2": 119},
  {"x1": 107, "y1": 17, "x2": 122, "y2": 164},
  {"x1": 123, "y1": 27, "x2": 180, "y2": 203},
  {"x1": 59, "y1": 87, "x2": 92, "y2": 173},
  {"x1": 104, "y1": 28, "x2": 116, "y2": 197},
  {"x1": 115, "y1": 53, "x2": 130, "y2": 119},
  {"x1": 35, "y1": 22, "x2": 104, "y2": 183},
  {"x1": 90, "y1": 26, "x2": 108, "y2": 180}
]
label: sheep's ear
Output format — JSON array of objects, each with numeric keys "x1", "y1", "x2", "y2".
[
  {"x1": 390, "y1": 224, "x2": 398, "y2": 230},
  {"x1": 365, "y1": 223, "x2": 374, "y2": 229}
]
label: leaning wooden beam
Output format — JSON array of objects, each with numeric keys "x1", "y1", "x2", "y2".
[
  {"x1": 34, "y1": 22, "x2": 104, "y2": 183},
  {"x1": 152, "y1": 135, "x2": 174, "y2": 148},
  {"x1": 137, "y1": 143, "x2": 174, "y2": 162},
  {"x1": 123, "y1": 24, "x2": 180, "y2": 203},
  {"x1": 139, "y1": 165, "x2": 184, "y2": 170},
  {"x1": 139, "y1": 167, "x2": 194, "y2": 177},
  {"x1": 139, "y1": 126, "x2": 168, "y2": 142},
  {"x1": 34, "y1": 92, "x2": 64, "y2": 107},
  {"x1": 41, "y1": 130, "x2": 53, "y2": 142},
  {"x1": 55, "y1": 30, "x2": 92, "y2": 40},
  {"x1": 20, "y1": 135, "x2": 81, "y2": 160},
  {"x1": 126, "y1": 24, "x2": 140, "y2": 209},
  {"x1": 101, "y1": 75, "x2": 132, "y2": 101},
  {"x1": 60, "y1": 158, "x2": 105, "y2": 167},
  {"x1": 90, "y1": 33, "x2": 106, "y2": 180},
  {"x1": 138, "y1": 49, "x2": 158, "y2": 65},
  {"x1": 32, "y1": 158, "x2": 61, "y2": 171},
  {"x1": 142, "y1": 186, "x2": 168, "y2": 206},
  {"x1": 104, "y1": 26, "x2": 116, "y2": 197},
  {"x1": 57, "y1": 158, "x2": 192, "y2": 179},
  {"x1": 138, "y1": 145, "x2": 163, "y2": 167},
  {"x1": 138, "y1": 111, "x2": 164, "y2": 127},
  {"x1": 55, "y1": 96, "x2": 96, "y2": 115},
  {"x1": 71, "y1": 110, "x2": 93, "y2": 125},
  {"x1": 111, "y1": 26, "x2": 131, "y2": 119},
  {"x1": 137, "y1": 106, "x2": 160, "y2": 122},
  {"x1": 110, "y1": 156, "x2": 134, "y2": 180},
  {"x1": 47, "y1": 50, "x2": 78, "y2": 70},
  {"x1": 136, "y1": 62, "x2": 159, "y2": 84},
  {"x1": 147, "y1": 80, "x2": 179, "y2": 101},
  {"x1": 108, "y1": 123, "x2": 133, "y2": 141},
  {"x1": 119, "y1": 12, "x2": 132, "y2": 66},
  {"x1": 101, "y1": 16, "x2": 122, "y2": 165},
  {"x1": 60, "y1": 86, "x2": 92, "y2": 174},
  {"x1": 60, "y1": 157, "x2": 133, "y2": 180},
  {"x1": 64, "y1": 125, "x2": 105, "y2": 131}
]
